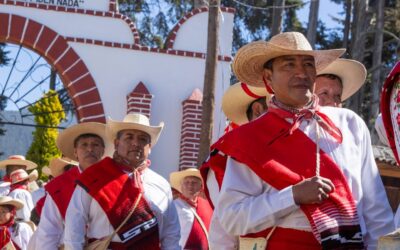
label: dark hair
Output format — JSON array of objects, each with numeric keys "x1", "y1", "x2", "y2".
[
  {"x1": 246, "y1": 97, "x2": 267, "y2": 121},
  {"x1": 317, "y1": 74, "x2": 343, "y2": 88},
  {"x1": 63, "y1": 164, "x2": 75, "y2": 172},
  {"x1": 73, "y1": 133, "x2": 104, "y2": 148},
  {"x1": 263, "y1": 59, "x2": 275, "y2": 70}
]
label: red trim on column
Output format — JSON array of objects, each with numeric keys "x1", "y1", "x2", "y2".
[
  {"x1": 126, "y1": 82, "x2": 153, "y2": 118},
  {"x1": 165, "y1": 7, "x2": 235, "y2": 50},
  {"x1": 0, "y1": 1, "x2": 232, "y2": 61},
  {"x1": 0, "y1": 0, "x2": 141, "y2": 45},
  {"x1": 179, "y1": 89, "x2": 203, "y2": 170},
  {"x1": 0, "y1": 13, "x2": 105, "y2": 123}
]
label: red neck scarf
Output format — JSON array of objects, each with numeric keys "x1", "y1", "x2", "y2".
[
  {"x1": 10, "y1": 182, "x2": 28, "y2": 193},
  {"x1": 0, "y1": 210, "x2": 15, "y2": 249},
  {"x1": 268, "y1": 95, "x2": 343, "y2": 144},
  {"x1": 178, "y1": 194, "x2": 198, "y2": 208},
  {"x1": 112, "y1": 152, "x2": 151, "y2": 192}
]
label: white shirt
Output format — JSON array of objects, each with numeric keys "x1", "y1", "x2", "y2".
[
  {"x1": 11, "y1": 221, "x2": 34, "y2": 250},
  {"x1": 31, "y1": 187, "x2": 45, "y2": 206},
  {"x1": 216, "y1": 107, "x2": 395, "y2": 250},
  {"x1": 206, "y1": 170, "x2": 238, "y2": 250},
  {"x1": 0, "y1": 182, "x2": 10, "y2": 196},
  {"x1": 174, "y1": 198, "x2": 193, "y2": 247},
  {"x1": 64, "y1": 167, "x2": 181, "y2": 250},
  {"x1": 33, "y1": 195, "x2": 64, "y2": 250},
  {"x1": 8, "y1": 189, "x2": 34, "y2": 221},
  {"x1": 33, "y1": 166, "x2": 83, "y2": 250}
]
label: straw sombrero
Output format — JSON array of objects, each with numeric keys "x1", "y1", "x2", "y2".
[
  {"x1": 170, "y1": 168, "x2": 203, "y2": 193},
  {"x1": 10, "y1": 169, "x2": 38, "y2": 184},
  {"x1": 42, "y1": 166, "x2": 51, "y2": 177},
  {"x1": 56, "y1": 122, "x2": 108, "y2": 161},
  {"x1": 106, "y1": 113, "x2": 164, "y2": 146},
  {"x1": 0, "y1": 155, "x2": 37, "y2": 170},
  {"x1": 317, "y1": 59, "x2": 366, "y2": 101},
  {"x1": 222, "y1": 82, "x2": 270, "y2": 125},
  {"x1": 232, "y1": 32, "x2": 346, "y2": 87},
  {"x1": 0, "y1": 196, "x2": 24, "y2": 210},
  {"x1": 44, "y1": 157, "x2": 78, "y2": 177}
]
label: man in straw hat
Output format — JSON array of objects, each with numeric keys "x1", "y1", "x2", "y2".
[
  {"x1": 8, "y1": 169, "x2": 37, "y2": 221},
  {"x1": 315, "y1": 58, "x2": 367, "y2": 107},
  {"x1": 0, "y1": 196, "x2": 33, "y2": 249},
  {"x1": 200, "y1": 82, "x2": 270, "y2": 249},
  {"x1": 170, "y1": 168, "x2": 213, "y2": 249},
  {"x1": 211, "y1": 32, "x2": 393, "y2": 249},
  {"x1": 33, "y1": 122, "x2": 106, "y2": 250},
  {"x1": 64, "y1": 113, "x2": 180, "y2": 249},
  {"x1": 0, "y1": 155, "x2": 37, "y2": 183}
]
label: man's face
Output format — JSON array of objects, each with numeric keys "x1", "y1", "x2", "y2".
[
  {"x1": 315, "y1": 76, "x2": 343, "y2": 107},
  {"x1": 263, "y1": 55, "x2": 317, "y2": 108},
  {"x1": 114, "y1": 129, "x2": 151, "y2": 165},
  {"x1": 6, "y1": 165, "x2": 26, "y2": 176},
  {"x1": 181, "y1": 176, "x2": 202, "y2": 199},
  {"x1": 74, "y1": 136, "x2": 105, "y2": 169}
]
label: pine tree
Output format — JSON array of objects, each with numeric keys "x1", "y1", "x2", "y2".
[
  {"x1": 0, "y1": 43, "x2": 9, "y2": 157},
  {"x1": 26, "y1": 90, "x2": 65, "y2": 178}
]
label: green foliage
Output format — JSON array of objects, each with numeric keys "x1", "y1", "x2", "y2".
[
  {"x1": 0, "y1": 43, "x2": 10, "y2": 66},
  {"x1": 26, "y1": 90, "x2": 65, "y2": 179}
]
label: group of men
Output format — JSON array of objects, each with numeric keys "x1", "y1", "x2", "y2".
[{"x1": 0, "y1": 31, "x2": 396, "y2": 250}]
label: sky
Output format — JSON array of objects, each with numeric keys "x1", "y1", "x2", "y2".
[{"x1": 297, "y1": 0, "x2": 343, "y2": 30}]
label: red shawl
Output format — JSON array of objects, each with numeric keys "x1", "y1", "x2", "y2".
[
  {"x1": 184, "y1": 197, "x2": 213, "y2": 250},
  {"x1": 45, "y1": 166, "x2": 80, "y2": 219},
  {"x1": 213, "y1": 111, "x2": 364, "y2": 250},
  {"x1": 77, "y1": 157, "x2": 160, "y2": 249}
]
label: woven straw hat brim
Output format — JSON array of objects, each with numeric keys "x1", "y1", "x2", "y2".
[
  {"x1": 42, "y1": 166, "x2": 51, "y2": 177},
  {"x1": 222, "y1": 82, "x2": 270, "y2": 125},
  {"x1": 233, "y1": 41, "x2": 346, "y2": 87},
  {"x1": 48, "y1": 158, "x2": 78, "y2": 177},
  {"x1": 106, "y1": 118, "x2": 164, "y2": 146},
  {"x1": 169, "y1": 168, "x2": 202, "y2": 193},
  {"x1": 317, "y1": 59, "x2": 366, "y2": 101},
  {"x1": 0, "y1": 159, "x2": 37, "y2": 170},
  {"x1": 56, "y1": 122, "x2": 109, "y2": 161},
  {"x1": 0, "y1": 197, "x2": 24, "y2": 210}
]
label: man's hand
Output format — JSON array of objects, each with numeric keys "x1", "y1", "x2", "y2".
[{"x1": 292, "y1": 176, "x2": 335, "y2": 205}]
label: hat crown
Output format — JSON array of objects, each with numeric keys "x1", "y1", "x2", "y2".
[
  {"x1": 8, "y1": 155, "x2": 26, "y2": 161},
  {"x1": 10, "y1": 169, "x2": 28, "y2": 181},
  {"x1": 269, "y1": 32, "x2": 312, "y2": 51},
  {"x1": 122, "y1": 113, "x2": 150, "y2": 126}
]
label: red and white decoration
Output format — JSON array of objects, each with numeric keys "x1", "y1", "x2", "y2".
[
  {"x1": 126, "y1": 82, "x2": 153, "y2": 118},
  {"x1": 0, "y1": 0, "x2": 234, "y2": 177},
  {"x1": 179, "y1": 89, "x2": 203, "y2": 170}
]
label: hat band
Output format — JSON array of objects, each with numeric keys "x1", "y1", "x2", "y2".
[{"x1": 241, "y1": 83, "x2": 263, "y2": 99}]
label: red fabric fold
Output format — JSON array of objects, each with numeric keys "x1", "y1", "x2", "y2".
[
  {"x1": 184, "y1": 197, "x2": 213, "y2": 250},
  {"x1": 45, "y1": 166, "x2": 80, "y2": 220},
  {"x1": 213, "y1": 111, "x2": 363, "y2": 249},
  {"x1": 78, "y1": 157, "x2": 160, "y2": 249}
]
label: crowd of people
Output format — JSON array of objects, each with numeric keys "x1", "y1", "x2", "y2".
[{"x1": 0, "y1": 31, "x2": 397, "y2": 250}]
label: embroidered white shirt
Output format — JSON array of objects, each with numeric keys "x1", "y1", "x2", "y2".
[
  {"x1": 64, "y1": 167, "x2": 181, "y2": 250},
  {"x1": 216, "y1": 107, "x2": 395, "y2": 250}
]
